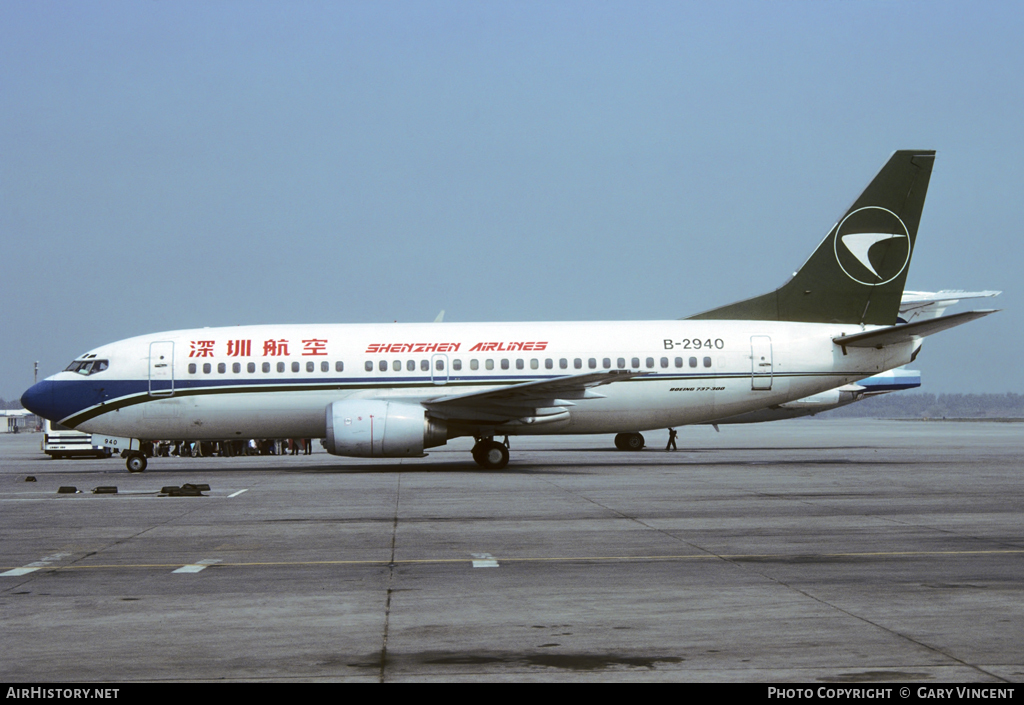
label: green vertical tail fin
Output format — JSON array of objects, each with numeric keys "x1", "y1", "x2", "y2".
[{"x1": 687, "y1": 150, "x2": 935, "y2": 325}]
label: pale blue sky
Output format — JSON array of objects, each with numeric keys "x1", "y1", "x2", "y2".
[{"x1": 2, "y1": 1, "x2": 1021, "y2": 399}]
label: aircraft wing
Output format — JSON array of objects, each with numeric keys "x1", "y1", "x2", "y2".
[
  {"x1": 423, "y1": 370, "x2": 649, "y2": 425},
  {"x1": 834, "y1": 309, "x2": 998, "y2": 349}
]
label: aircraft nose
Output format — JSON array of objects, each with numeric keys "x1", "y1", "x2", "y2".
[{"x1": 21, "y1": 380, "x2": 57, "y2": 421}]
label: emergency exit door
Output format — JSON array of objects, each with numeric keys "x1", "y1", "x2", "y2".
[
  {"x1": 750, "y1": 336, "x2": 773, "y2": 390},
  {"x1": 149, "y1": 341, "x2": 175, "y2": 397}
]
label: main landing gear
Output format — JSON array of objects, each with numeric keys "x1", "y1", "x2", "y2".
[
  {"x1": 471, "y1": 437, "x2": 510, "y2": 470},
  {"x1": 614, "y1": 432, "x2": 645, "y2": 451}
]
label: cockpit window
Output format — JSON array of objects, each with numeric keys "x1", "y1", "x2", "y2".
[{"x1": 64, "y1": 359, "x2": 109, "y2": 376}]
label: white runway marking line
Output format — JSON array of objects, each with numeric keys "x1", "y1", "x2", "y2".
[
  {"x1": 227, "y1": 489, "x2": 248, "y2": 498},
  {"x1": 1, "y1": 552, "x2": 72, "y2": 577},
  {"x1": 172, "y1": 558, "x2": 222, "y2": 574},
  {"x1": 471, "y1": 553, "x2": 499, "y2": 568}
]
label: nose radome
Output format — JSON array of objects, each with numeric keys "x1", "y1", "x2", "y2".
[{"x1": 20, "y1": 380, "x2": 55, "y2": 421}]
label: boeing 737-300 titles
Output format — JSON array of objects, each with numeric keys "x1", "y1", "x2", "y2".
[{"x1": 21, "y1": 150, "x2": 998, "y2": 471}]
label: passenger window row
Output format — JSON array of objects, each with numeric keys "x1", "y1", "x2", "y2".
[
  {"x1": 188, "y1": 361, "x2": 345, "y2": 375},
  {"x1": 362, "y1": 356, "x2": 715, "y2": 372},
  {"x1": 187, "y1": 356, "x2": 716, "y2": 375}
]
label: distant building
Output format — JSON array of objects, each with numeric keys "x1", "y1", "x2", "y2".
[{"x1": 2, "y1": 409, "x2": 41, "y2": 433}]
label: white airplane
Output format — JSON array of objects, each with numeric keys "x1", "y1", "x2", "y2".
[
  {"x1": 21, "y1": 150, "x2": 998, "y2": 472},
  {"x1": 704, "y1": 289, "x2": 1001, "y2": 425}
]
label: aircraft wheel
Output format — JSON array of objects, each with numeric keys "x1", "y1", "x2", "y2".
[
  {"x1": 623, "y1": 432, "x2": 645, "y2": 451},
  {"x1": 471, "y1": 438, "x2": 492, "y2": 465},
  {"x1": 473, "y1": 440, "x2": 509, "y2": 470},
  {"x1": 126, "y1": 452, "x2": 147, "y2": 473},
  {"x1": 613, "y1": 433, "x2": 629, "y2": 450}
]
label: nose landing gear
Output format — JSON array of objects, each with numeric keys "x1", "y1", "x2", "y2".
[{"x1": 125, "y1": 452, "x2": 148, "y2": 473}]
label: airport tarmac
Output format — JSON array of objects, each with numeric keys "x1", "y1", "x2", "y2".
[{"x1": 1, "y1": 419, "x2": 1022, "y2": 683}]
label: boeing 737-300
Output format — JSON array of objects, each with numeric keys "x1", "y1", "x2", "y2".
[{"x1": 20, "y1": 150, "x2": 998, "y2": 471}]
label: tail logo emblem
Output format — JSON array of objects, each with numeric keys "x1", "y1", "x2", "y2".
[{"x1": 833, "y1": 206, "x2": 911, "y2": 286}]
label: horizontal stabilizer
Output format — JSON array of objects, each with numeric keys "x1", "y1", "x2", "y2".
[
  {"x1": 900, "y1": 289, "x2": 1001, "y2": 323},
  {"x1": 901, "y1": 289, "x2": 1001, "y2": 305},
  {"x1": 834, "y1": 310, "x2": 998, "y2": 349}
]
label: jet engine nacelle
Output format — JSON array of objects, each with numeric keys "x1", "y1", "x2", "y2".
[{"x1": 325, "y1": 400, "x2": 447, "y2": 458}]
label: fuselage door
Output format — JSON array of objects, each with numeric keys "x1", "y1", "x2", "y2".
[
  {"x1": 750, "y1": 335, "x2": 773, "y2": 390},
  {"x1": 149, "y1": 341, "x2": 175, "y2": 397},
  {"x1": 431, "y1": 354, "x2": 449, "y2": 385}
]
